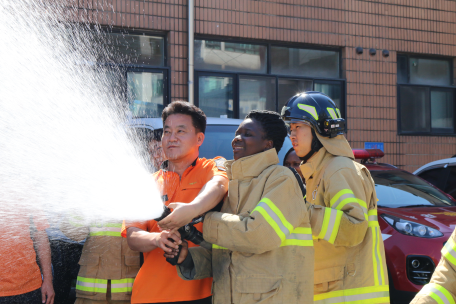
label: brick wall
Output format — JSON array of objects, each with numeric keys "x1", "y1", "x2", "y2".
[{"x1": 68, "y1": 0, "x2": 456, "y2": 172}]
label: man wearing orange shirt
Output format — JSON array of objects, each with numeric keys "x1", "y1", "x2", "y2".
[
  {"x1": 122, "y1": 101, "x2": 228, "y2": 304},
  {"x1": 0, "y1": 203, "x2": 55, "y2": 304}
]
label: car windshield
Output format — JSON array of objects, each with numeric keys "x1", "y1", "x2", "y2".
[
  {"x1": 371, "y1": 170, "x2": 456, "y2": 208},
  {"x1": 199, "y1": 125, "x2": 238, "y2": 160}
]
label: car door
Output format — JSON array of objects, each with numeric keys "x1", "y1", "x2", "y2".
[{"x1": 417, "y1": 165, "x2": 450, "y2": 192}]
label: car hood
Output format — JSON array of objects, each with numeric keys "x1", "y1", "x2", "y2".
[{"x1": 380, "y1": 206, "x2": 456, "y2": 233}]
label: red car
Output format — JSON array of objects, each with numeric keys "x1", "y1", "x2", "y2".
[{"x1": 354, "y1": 149, "x2": 456, "y2": 304}]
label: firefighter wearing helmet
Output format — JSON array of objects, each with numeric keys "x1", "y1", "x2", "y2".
[{"x1": 281, "y1": 92, "x2": 390, "y2": 304}]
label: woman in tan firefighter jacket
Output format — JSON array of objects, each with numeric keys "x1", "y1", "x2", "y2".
[
  {"x1": 411, "y1": 227, "x2": 456, "y2": 304},
  {"x1": 281, "y1": 92, "x2": 390, "y2": 304},
  {"x1": 60, "y1": 218, "x2": 140, "y2": 304},
  {"x1": 170, "y1": 110, "x2": 314, "y2": 304}
]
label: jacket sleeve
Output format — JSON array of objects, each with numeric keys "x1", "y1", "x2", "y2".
[
  {"x1": 410, "y1": 229, "x2": 456, "y2": 304},
  {"x1": 177, "y1": 246, "x2": 213, "y2": 280},
  {"x1": 203, "y1": 170, "x2": 310, "y2": 254},
  {"x1": 308, "y1": 167, "x2": 370, "y2": 247}
]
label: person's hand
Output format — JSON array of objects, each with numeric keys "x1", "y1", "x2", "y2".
[
  {"x1": 41, "y1": 278, "x2": 55, "y2": 304},
  {"x1": 158, "y1": 203, "x2": 199, "y2": 230},
  {"x1": 154, "y1": 229, "x2": 182, "y2": 253},
  {"x1": 164, "y1": 240, "x2": 189, "y2": 264}
]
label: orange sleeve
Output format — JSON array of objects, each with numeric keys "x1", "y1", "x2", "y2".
[
  {"x1": 121, "y1": 220, "x2": 150, "y2": 238},
  {"x1": 209, "y1": 156, "x2": 228, "y2": 179}
]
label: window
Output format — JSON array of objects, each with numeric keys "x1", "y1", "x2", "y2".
[
  {"x1": 397, "y1": 55, "x2": 455, "y2": 135},
  {"x1": 195, "y1": 38, "x2": 344, "y2": 119},
  {"x1": 445, "y1": 166, "x2": 456, "y2": 199},
  {"x1": 99, "y1": 31, "x2": 168, "y2": 118},
  {"x1": 418, "y1": 166, "x2": 448, "y2": 190}
]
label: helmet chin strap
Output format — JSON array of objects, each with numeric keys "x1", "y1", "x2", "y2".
[{"x1": 299, "y1": 129, "x2": 323, "y2": 164}]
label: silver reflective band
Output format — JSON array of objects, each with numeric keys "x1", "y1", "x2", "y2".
[{"x1": 314, "y1": 290, "x2": 390, "y2": 304}]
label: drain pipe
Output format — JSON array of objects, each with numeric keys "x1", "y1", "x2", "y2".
[{"x1": 188, "y1": 0, "x2": 194, "y2": 104}]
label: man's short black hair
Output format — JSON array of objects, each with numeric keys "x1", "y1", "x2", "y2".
[
  {"x1": 245, "y1": 110, "x2": 288, "y2": 153},
  {"x1": 162, "y1": 101, "x2": 207, "y2": 134}
]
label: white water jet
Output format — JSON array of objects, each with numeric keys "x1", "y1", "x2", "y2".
[{"x1": 0, "y1": 0, "x2": 164, "y2": 226}]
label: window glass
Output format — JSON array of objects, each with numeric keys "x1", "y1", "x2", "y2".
[
  {"x1": 198, "y1": 76, "x2": 234, "y2": 118},
  {"x1": 371, "y1": 170, "x2": 455, "y2": 208},
  {"x1": 418, "y1": 167, "x2": 447, "y2": 191},
  {"x1": 271, "y1": 47, "x2": 339, "y2": 78},
  {"x1": 195, "y1": 40, "x2": 267, "y2": 73},
  {"x1": 127, "y1": 71, "x2": 164, "y2": 118},
  {"x1": 278, "y1": 79, "x2": 313, "y2": 109},
  {"x1": 239, "y1": 76, "x2": 276, "y2": 118},
  {"x1": 409, "y1": 58, "x2": 451, "y2": 86},
  {"x1": 314, "y1": 82, "x2": 343, "y2": 111},
  {"x1": 199, "y1": 125, "x2": 238, "y2": 160},
  {"x1": 431, "y1": 90, "x2": 454, "y2": 131},
  {"x1": 400, "y1": 86, "x2": 430, "y2": 132},
  {"x1": 397, "y1": 55, "x2": 408, "y2": 83},
  {"x1": 445, "y1": 166, "x2": 456, "y2": 199},
  {"x1": 103, "y1": 33, "x2": 165, "y2": 66}
]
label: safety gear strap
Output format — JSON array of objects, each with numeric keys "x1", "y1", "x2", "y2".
[{"x1": 299, "y1": 129, "x2": 323, "y2": 164}]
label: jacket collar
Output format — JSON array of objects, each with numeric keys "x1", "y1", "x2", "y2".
[
  {"x1": 225, "y1": 148, "x2": 279, "y2": 180},
  {"x1": 300, "y1": 147, "x2": 330, "y2": 182},
  {"x1": 160, "y1": 158, "x2": 198, "y2": 172}
]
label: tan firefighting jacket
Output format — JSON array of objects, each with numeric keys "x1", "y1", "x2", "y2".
[
  {"x1": 411, "y1": 228, "x2": 456, "y2": 303},
  {"x1": 61, "y1": 219, "x2": 140, "y2": 301},
  {"x1": 177, "y1": 148, "x2": 315, "y2": 304},
  {"x1": 300, "y1": 133, "x2": 390, "y2": 304}
]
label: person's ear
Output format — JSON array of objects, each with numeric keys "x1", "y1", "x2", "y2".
[
  {"x1": 264, "y1": 139, "x2": 273, "y2": 151},
  {"x1": 196, "y1": 132, "x2": 205, "y2": 147}
]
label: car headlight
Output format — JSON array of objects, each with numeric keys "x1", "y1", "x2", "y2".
[{"x1": 381, "y1": 214, "x2": 443, "y2": 238}]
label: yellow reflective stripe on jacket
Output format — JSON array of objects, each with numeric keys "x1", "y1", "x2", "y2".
[
  {"x1": 111, "y1": 278, "x2": 135, "y2": 293},
  {"x1": 442, "y1": 236, "x2": 456, "y2": 266},
  {"x1": 281, "y1": 227, "x2": 313, "y2": 247},
  {"x1": 330, "y1": 189, "x2": 368, "y2": 219},
  {"x1": 89, "y1": 227, "x2": 122, "y2": 237},
  {"x1": 317, "y1": 207, "x2": 343, "y2": 244},
  {"x1": 418, "y1": 283, "x2": 456, "y2": 304},
  {"x1": 368, "y1": 209, "x2": 378, "y2": 222},
  {"x1": 314, "y1": 284, "x2": 390, "y2": 304},
  {"x1": 371, "y1": 223, "x2": 386, "y2": 286},
  {"x1": 251, "y1": 198, "x2": 294, "y2": 242},
  {"x1": 76, "y1": 276, "x2": 108, "y2": 293},
  {"x1": 212, "y1": 244, "x2": 228, "y2": 250}
]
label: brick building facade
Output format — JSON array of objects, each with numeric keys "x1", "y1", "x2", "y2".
[{"x1": 67, "y1": 0, "x2": 456, "y2": 172}]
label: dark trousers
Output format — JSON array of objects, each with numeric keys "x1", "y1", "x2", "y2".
[
  {"x1": 151, "y1": 296, "x2": 212, "y2": 304},
  {"x1": 50, "y1": 240, "x2": 83, "y2": 304},
  {"x1": 0, "y1": 288, "x2": 41, "y2": 304}
]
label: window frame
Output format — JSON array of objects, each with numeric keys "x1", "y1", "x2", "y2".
[
  {"x1": 194, "y1": 36, "x2": 345, "y2": 119},
  {"x1": 99, "y1": 28, "x2": 171, "y2": 113},
  {"x1": 397, "y1": 54, "x2": 456, "y2": 136}
]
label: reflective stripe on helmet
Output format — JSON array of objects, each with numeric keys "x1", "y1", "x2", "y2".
[
  {"x1": 314, "y1": 285, "x2": 390, "y2": 304},
  {"x1": 442, "y1": 236, "x2": 456, "y2": 266},
  {"x1": 327, "y1": 108, "x2": 338, "y2": 119},
  {"x1": 297, "y1": 104, "x2": 319, "y2": 120},
  {"x1": 416, "y1": 283, "x2": 455, "y2": 304},
  {"x1": 317, "y1": 207, "x2": 343, "y2": 244}
]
